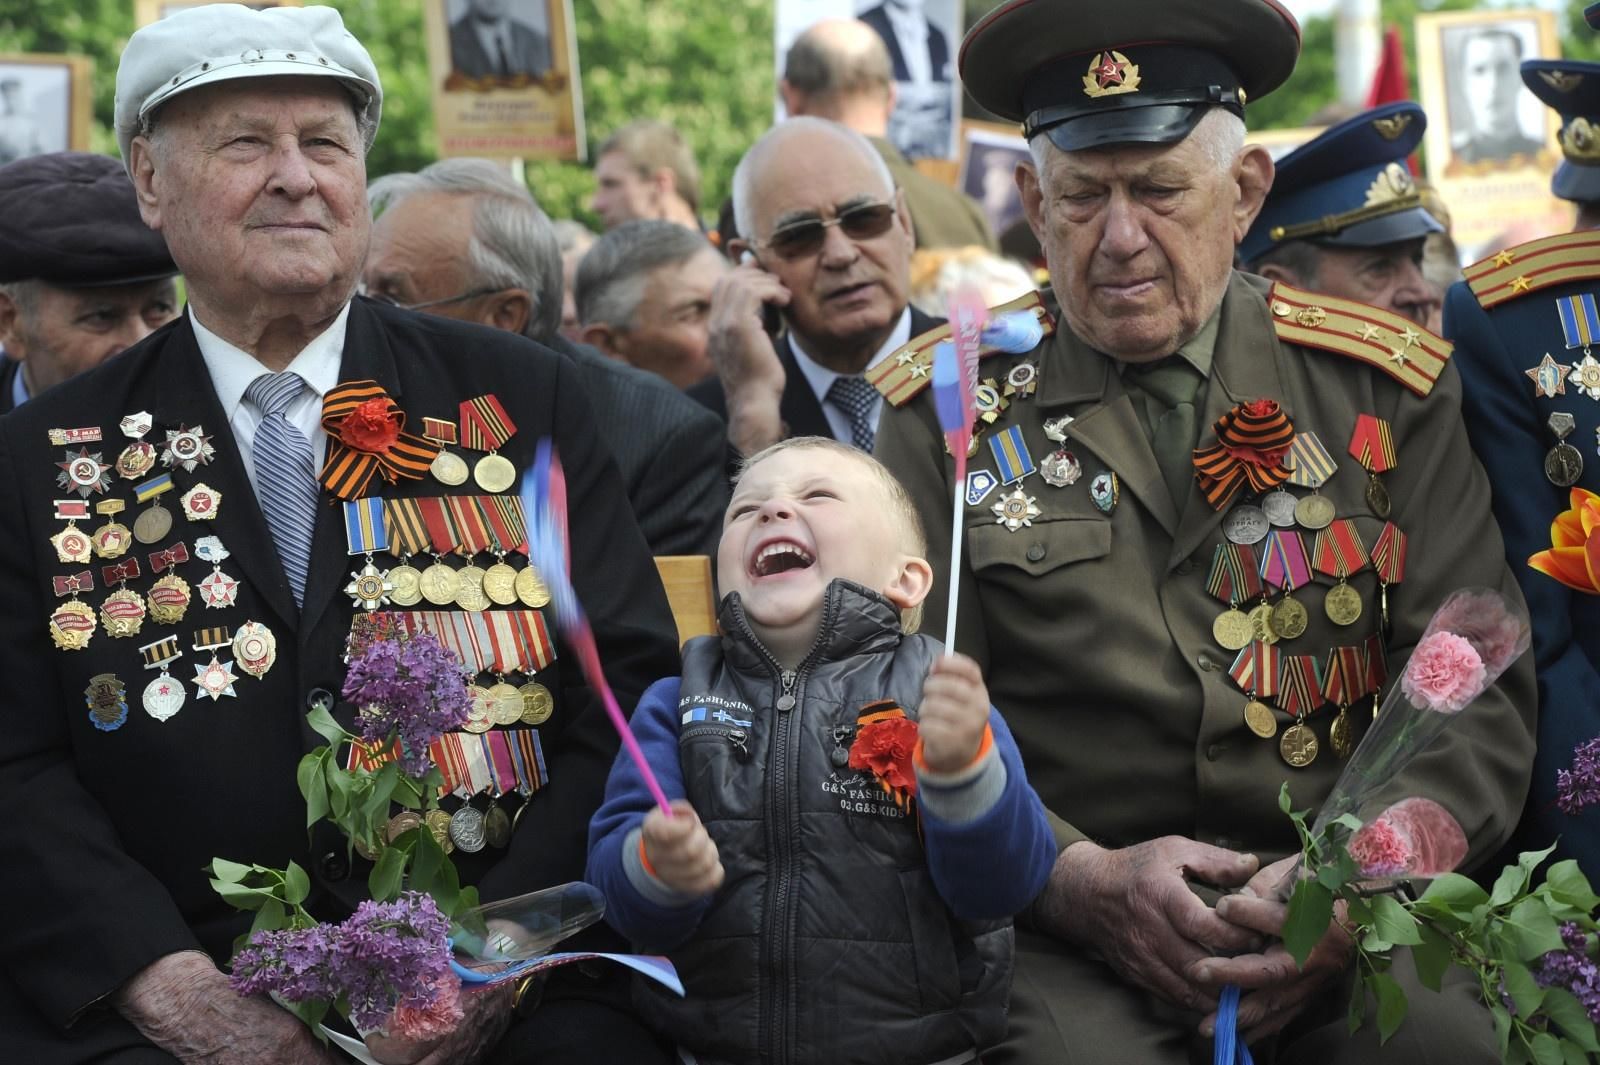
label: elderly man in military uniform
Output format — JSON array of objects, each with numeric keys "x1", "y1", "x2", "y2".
[
  {"x1": 1241, "y1": 102, "x2": 1444, "y2": 331},
  {"x1": 1445, "y1": 56, "x2": 1600, "y2": 883},
  {"x1": 0, "y1": 6, "x2": 678, "y2": 1065},
  {"x1": 0, "y1": 151, "x2": 180, "y2": 413},
  {"x1": 873, "y1": 1, "x2": 1535, "y2": 1060}
]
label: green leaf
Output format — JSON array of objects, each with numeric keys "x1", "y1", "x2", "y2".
[
  {"x1": 1369, "y1": 895, "x2": 1423, "y2": 946},
  {"x1": 278, "y1": 995, "x2": 332, "y2": 1040},
  {"x1": 1278, "y1": 780, "x2": 1292, "y2": 815},
  {"x1": 208, "y1": 879, "x2": 279, "y2": 911},
  {"x1": 1492, "y1": 1004, "x2": 1514, "y2": 1057},
  {"x1": 1540, "y1": 988, "x2": 1600, "y2": 1052},
  {"x1": 1492, "y1": 862, "x2": 1534, "y2": 907},
  {"x1": 249, "y1": 897, "x2": 287, "y2": 937},
  {"x1": 1370, "y1": 970, "x2": 1409, "y2": 1044},
  {"x1": 297, "y1": 750, "x2": 332, "y2": 829},
  {"x1": 282, "y1": 861, "x2": 310, "y2": 907},
  {"x1": 1531, "y1": 1031, "x2": 1565, "y2": 1065},
  {"x1": 1411, "y1": 922, "x2": 1453, "y2": 993},
  {"x1": 1563, "y1": 1040, "x2": 1592, "y2": 1065},
  {"x1": 1330, "y1": 813, "x2": 1364, "y2": 834},
  {"x1": 1283, "y1": 879, "x2": 1334, "y2": 968},
  {"x1": 1347, "y1": 967, "x2": 1368, "y2": 1035},
  {"x1": 1505, "y1": 897, "x2": 1567, "y2": 962},
  {"x1": 1546, "y1": 861, "x2": 1600, "y2": 912},
  {"x1": 1520, "y1": 843, "x2": 1560, "y2": 875},
  {"x1": 368, "y1": 838, "x2": 408, "y2": 901},
  {"x1": 1503, "y1": 962, "x2": 1547, "y2": 1018},
  {"x1": 207, "y1": 857, "x2": 253, "y2": 884},
  {"x1": 1418, "y1": 873, "x2": 1490, "y2": 918},
  {"x1": 410, "y1": 823, "x2": 445, "y2": 894},
  {"x1": 305, "y1": 704, "x2": 348, "y2": 749}
]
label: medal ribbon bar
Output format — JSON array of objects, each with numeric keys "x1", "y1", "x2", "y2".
[
  {"x1": 1312, "y1": 520, "x2": 1368, "y2": 579},
  {"x1": 459, "y1": 395, "x2": 518, "y2": 452}
]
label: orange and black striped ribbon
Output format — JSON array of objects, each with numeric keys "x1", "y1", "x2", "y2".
[
  {"x1": 477, "y1": 496, "x2": 517, "y2": 555},
  {"x1": 346, "y1": 737, "x2": 400, "y2": 774},
  {"x1": 1192, "y1": 399, "x2": 1295, "y2": 510},
  {"x1": 513, "y1": 728, "x2": 547, "y2": 792},
  {"x1": 1347, "y1": 413, "x2": 1396, "y2": 474},
  {"x1": 1312, "y1": 520, "x2": 1368, "y2": 579},
  {"x1": 416, "y1": 496, "x2": 461, "y2": 556},
  {"x1": 384, "y1": 498, "x2": 431, "y2": 557},
  {"x1": 320, "y1": 381, "x2": 440, "y2": 500},
  {"x1": 1275, "y1": 655, "x2": 1325, "y2": 718},
  {"x1": 447, "y1": 495, "x2": 493, "y2": 555},
  {"x1": 1370, "y1": 522, "x2": 1407, "y2": 585},
  {"x1": 459, "y1": 394, "x2": 517, "y2": 452}
]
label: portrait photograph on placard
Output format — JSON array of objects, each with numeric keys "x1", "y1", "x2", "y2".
[
  {"x1": 1416, "y1": 8, "x2": 1567, "y2": 260},
  {"x1": 0, "y1": 54, "x2": 91, "y2": 164},
  {"x1": 774, "y1": 0, "x2": 962, "y2": 161},
  {"x1": 423, "y1": 0, "x2": 585, "y2": 161},
  {"x1": 134, "y1": 0, "x2": 302, "y2": 27},
  {"x1": 957, "y1": 121, "x2": 1027, "y2": 240}
]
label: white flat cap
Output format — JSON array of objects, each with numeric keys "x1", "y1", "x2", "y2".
[{"x1": 114, "y1": 3, "x2": 382, "y2": 167}]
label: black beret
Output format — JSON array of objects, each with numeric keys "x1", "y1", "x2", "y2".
[{"x1": 0, "y1": 151, "x2": 178, "y2": 287}]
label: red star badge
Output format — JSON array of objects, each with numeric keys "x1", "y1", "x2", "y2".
[{"x1": 1093, "y1": 54, "x2": 1127, "y2": 88}]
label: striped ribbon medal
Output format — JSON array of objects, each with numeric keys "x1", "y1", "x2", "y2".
[
  {"x1": 1347, "y1": 414, "x2": 1397, "y2": 519},
  {"x1": 1369, "y1": 521, "x2": 1408, "y2": 642},
  {"x1": 1276, "y1": 655, "x2": 1325, "y2": 768},
  {"x1": 1283, "y1": 431, "x2": 1339, "y2": 530},
  {"x1": 1258, "y1": 531, "x2": 1312, "y2": 641},
  {"x1": 1558, "y1": 293, "x2": 1600, "y2": 353},
  {"x1": 1312, "y1": 520, "x2": 1368, "y2": 626},
  {"x1": 342, "y1": 498, "x2": 394, "y2": 612},
  {"x1": 1192, "y1": 399, "x2": 1295, "y2": 511},
  {"x1": 1321, "y1": 645, "x2": 1368, "y2": 759},
  {"x1": 1230, "y1": 639, "x2": 1282, "y2": 739},
  {"x1": 460, "y1": 395, "x2": 519, "y2": 493},
  {"x1": 319, "y1": 381, "x2": 439, "y2": 501}
]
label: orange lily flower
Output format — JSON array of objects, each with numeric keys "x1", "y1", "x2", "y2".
[{"x1": 1530, "y1": 487, "x2": 1600, "y2": 593}]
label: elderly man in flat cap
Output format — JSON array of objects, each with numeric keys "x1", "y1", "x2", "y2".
[
  {"x1": 0, "y1": 151, "x2": 180, "y2": 412},
  {"x1": 874, "y1": 1, "x2": 1534, "y2": 1061},
  {"x1": 0, "y1": 6, "x2": 678, "y2": 1065}
]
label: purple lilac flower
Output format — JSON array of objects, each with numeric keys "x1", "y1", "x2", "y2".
[
  {"x1": 1535, "y1": 922, "x2": 1600, "y2": 1023},
  {"x1": 342, "y1": 632, "x2": 472, "y2": 777},
  {"x1": 1557, "y1": 738, "x2": 1600, "y2": 816},
  {"x1": 228, "y1": 892, "x2": 457, "y2": 1032}
]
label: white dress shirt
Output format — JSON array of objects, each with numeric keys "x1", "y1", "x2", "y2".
[
  {"x1": 788, "y1": 307, "x2": 912, "y2": 446},
  {"x1": 472, "y1": 17, "x2": 516, "y2": 74}
]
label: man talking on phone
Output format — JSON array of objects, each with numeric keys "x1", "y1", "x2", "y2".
[{"x1": 690, "y1": 117, "x2": 938, "y2": 460}]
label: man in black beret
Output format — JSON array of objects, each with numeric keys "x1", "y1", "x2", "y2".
[{"x1": 0, "y1": 151, "x2": 180, "y2": 413}]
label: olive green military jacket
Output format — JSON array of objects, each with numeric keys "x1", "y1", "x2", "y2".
[
  {"x1": 872, "y1": 137, "x2": 997, "y2": 252},
  {"x1": 874, "y1": 271, "x2": 1536, "y2": 869}
]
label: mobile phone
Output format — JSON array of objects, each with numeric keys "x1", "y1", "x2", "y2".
[{"x1": 740, "y1": 251, "x2": 783, "y2": 339}]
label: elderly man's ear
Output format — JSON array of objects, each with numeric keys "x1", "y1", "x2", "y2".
[
  {"x1": 128, "y1": 139, "x2": 164, "y2": 231},
  {"x1": 484, "y1": 289, "x2": 532, "y2": 335},
  {"x1": 1231, "y1": 145, "x2": 1274, "y2": 247}
]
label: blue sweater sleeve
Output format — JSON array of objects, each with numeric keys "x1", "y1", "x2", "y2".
[
  {"x1": 919, "y1": 708, "x2": 1058, "y2": 920},
  {"x1": 585, "y1": 676, "x2": 714, "y2": 951}
]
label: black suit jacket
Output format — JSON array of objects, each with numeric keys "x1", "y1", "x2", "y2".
[
  {"x1": 550, "y1": 336, "x2": 727, "y2": 557},
  {"x1": 858, "y1": 4, "x2": 950, "y2": 83},
  {"x1": 449, "y1": 15, "x2": 552, "y2": 79},
  {"x1": 688, "y1": 308, "x2": 943, "y2": 475},
  {"x1": 0, "y1": 299, "x2": 679, "y2": 1060},
  {"x1": 0, "y1": 356, "x2": 20, "y2": 415}
]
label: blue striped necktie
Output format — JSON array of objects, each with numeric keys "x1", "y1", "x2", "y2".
[{"x1": 243, "y1": 372, "x2": 319, "y2": 607}]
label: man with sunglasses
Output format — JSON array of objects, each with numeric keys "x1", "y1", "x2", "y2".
[
  {"x1": 874, "y1": 1, "x2": 1533, "y2": 1061},
  {"x1": 693, "y1": 116, "x2": 936, "y2": 464}
]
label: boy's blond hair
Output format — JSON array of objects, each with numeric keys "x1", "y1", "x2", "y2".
[{"x1": 735, "y1": 436, "x2": 928, "y2": 633}]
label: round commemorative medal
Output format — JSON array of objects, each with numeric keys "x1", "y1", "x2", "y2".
[
  {"x1": 142, "y1": 672, "x2": 186, "y2": 722},
  {"x1": 1247, "y1": 603, "x2": 1278, "y2": 646},
  {"x1": 520, "y1": 681, "x2": 554, "y2": 725},
  {"x1": 515, "y1": 565, "x2": 551, "y2": 608},
  {"x1": 449, "y1": 806, "x2": 488, "y2": 853},
  {"x1": 464, "y1": 686, "x2": 494, "y2": 733},
  {"x1": 1243, "y1": 699, "x2": 1278, "y2": 739},
  {"x1": 484, "y1": 806, "x2": 512, "y2": 849},
  {"x1": 424, "y1": 809, "x2": 455, "y2": 854},
  {"x1": 431, "y1": 451, "x2": 470, "y2": 487},
  {"x1": 233, "y1": 622, "x2": 277, "y2": 679},
  {"x1": 454, "y1": 565, "x2": 491, "y2": 611},
  {"x1": 1269, "y1": 594, "x2": 1309, "y2": 641},
  {"x1": 388, "y1": 563, "x2": 423, "y2": 607},
  {"x1": 1261, "y1": 488, "x2": 1299, "y2": 527},
  {"x1": 1292, "y1": 493, "x2": 1335, "y2": 531},
  {"x1": 474, "y1": 452, "x2": 517, "y2": 494},
  {"x1": 489, "y1": 681, "x2": 524, "y2": 726},
  {"x1": 1222, "y1": 505, "x2": 1269, "y2": 546},
  {"x1": 133, "y1": 501, "x2": 173, "y2": 545},
  {"x1": 482, "y1": 560, "x2": 519, "y2": 606},
  {"x1": 1330, "y1": 709, "x2": 1354, "y2": 759},
  {"x1": 1279, "y1": 722, "x2": 1318, "y2": 768},
  {"x1": 1211, "y1": 608, "x2": 1253, "y2": 651},
  {"x1": 420, "y1": 562, "x2": 459, "y2": 606},
  {"x1": 1324, "y1": 582, "x2": 1363, "y2": 626}
]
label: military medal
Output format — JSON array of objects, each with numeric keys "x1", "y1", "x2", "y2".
[
  {"x1": 975, "y1": 380, "x2": 1009, "y2": 426},
  {"x1": 1558, "y1": 295, "x2": 1600, "y2": 400},
  {"x1": 161, "y1": 424, "x2": 215, "y2": 472},
  {"x1": 1089, "y1": 470, "x2": 1119, "y2": 514},
  {"x1": 194, "y1": 536, "x2": 240, "y2": 609},
  {"x1": 1284, "y1": 432, "x2": 1337, "y2": 530},
  {"x1": 1040, "y1": 449, "x2": 1082, "y2": 488},
  {"x1": 460, "y1": 395, "x2": 518, "y2": 493},
  {"x1": 56, "y1": 447, "x2": 112, "y2": 498},
  {"x1": 1260, "y1": 488, "x2": 1298, "y2": 527},
  {"x1": 132, "y1": 473, "x2": 176, "y2": 544},
  {"x1": 385, "y1": 810, "x2": 423, "y2": 844},
  {"x1": 449, "y1": 801, "x2": 489, "y2": 853},
  {"x1": 91, "y1": 499, "x2": 133, "y2": 560},
  {"x1": 515, "y1": 565, "x2": 551, "y2": 608},
  {"x1": 472, "y1": 496, "x2": 527, "y2": 606},
  {"x1": 1526, "y1": 353, "x2": 1573, "y2": 399},
  {"x1": 1193, "y1": 400, "x2": 1295, "y2": 512},
  {"x1": 447, "y1": 495, "x2": 494, "y2": 611},
  {"x1": 465, "y1": 685, "x2": 495, "y2": 733},
  {"x1": 99, "y1": 558, "x2": 147, "y2": 638},
  {"x1": 414, "y1": 497, "x2": 462, "y2": 605},
  {"x1": 988, "y1": 425, "x2": 1037, "y2": 486},
  {"x1": 48, "y1": 426, "x2": 101, "y2": 446},
  {"x1": 484, "y1": 803, "x2": 512, "y2": 849},
  {"x1": 382, "y1": 498, "x2": 430, "y2": 607},
  {"x1": 488, "y1": 679, "x2": 524, "y2": 726},
  {"x1": 1369, "y1": 523, "x2": 1407, "y2": 644},
  {"x1": 1222, "y1": 504, "x2": 1269, "y2": 546},
  {"x1": 115, "y1": 441, "x2": 157, "y2": 480},
  {"x1": 1322, "y1": 646, "x2": 1366, "y2": 759},
  {"x1": 232, "y1": 620, "x2": 277, "y2": 679},
  {"x1": 1347, "y1": 414, "x2": 1396, "y2": 519},
  {"x1": 482, "y1": 559, "x2": 521, "y2": 608},
  {"x1": 49, "y1": 570, "x2": 97, "y2": 650},
  {"x1": 342, "y1": 498, "x2": 394, "y2": 611},
  {"x1": 120, "y1": 411, "x2": 153, "y2": 439},
  {"x1": 139, "y1": 635, "x2": 185, "y2": 721},
  {"x1": 992, "y1": 487, "x2": 1040, "y2": 531},
  {"x1": 1545, "y1": 411, "x2": 1585, "y2": 487},
  {"x1": 145, "y1": 544, "x2": 191, "y2": 625},
  {"x1": 520, "y1": 680, "x2": 554, "y2": 725},
  {"x1": 1275, "y1": 656, "x2": 1324, "y2": 768},
  {"x1": 1259, "y1": 530, "x2": 1312, "y2": 640},
  {"x1": 180, "y1": 483, "x2": 221, "y2": 522},
  {"x1": 1206, "y1": 543, "x2": 1263, "y2": 652},
  {"x1": 50, "y1": 499, "x2": 92, "y2": 564},
  {"x1": 1311, "y1": 520, "x2": 1368, "y2": 627},
  {"x1": 965, "y1": 469, "x2": 998, "y2": 506},
  {"x1": 423, "y1": 809, "x2": 456, "y2": 854},
  {"x1": 1229, "y1": 640, "x2": 1281, "y2": 739},
  {"x1": 84, "y1": 673, "x2": 129, "y2": 732},
  {"x1": 1043, "y1": 415, "x2": 1073, "y2": 442},
  {"x1": 1002, "y1": 361, "x2": 1039, "y2": 400},
  {"x1": 423, "y1": 417, "x2": 470, "y2": 487},
  {"x1": 192, "y1": 627, "x2": 240, "y2": 700}
]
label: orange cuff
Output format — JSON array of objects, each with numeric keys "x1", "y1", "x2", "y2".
[
  {"x1": 638, "y1": 833, "x2": 660, "y2": 879},
  {"x1": 914, "y1": 723, "x2": 994, "y2": 774}
]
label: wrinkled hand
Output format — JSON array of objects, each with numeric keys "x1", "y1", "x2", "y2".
[
  {"x1": 1189, "y1": 855, "x2": 1355, "y2": 1042},
  {"x1": 1031, "y1": 838, "x2": 1262, "y2": 1012},
  {"x1": 707, "y1": 263, "x2": 790, "y2": 457},
  {"x1": 918, "y1": 654, "x2": 991, "y2": 773},
  {"x1": 115, "y1": 951, "x2": 343, "y2": 1065},
  {"x1": 364, "y1": 982, "x2": 513, "y2": 1065},
  {"x1": 641, "y1": 799, "x2": 724, "y2": 897}
]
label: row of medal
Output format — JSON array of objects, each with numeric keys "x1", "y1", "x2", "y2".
[
  {"x1": 339, "y1": 495, "x2": 551, "y2": 613},
  {"x1": 421, "y1": 398, "x2": 519, "y2": 494},
  {"x1": 49, "y1": 533, "x2": 242, "y2": 650},
  {"x1": 351, "y1": 727, "x2": 548, "y2": 856},
  {"x1": 1526, "y1": 294, "x2": 1600, "y2": 486},
  {"x1": 967, "y1": 419, "x2": 1123, "y2": 532},
  {"x1": 1227, "y1": 637, "x2": 1386, "y2": 768},
  {"x1": 82, "y1": 620, "x2": 278, "y2": 731}
]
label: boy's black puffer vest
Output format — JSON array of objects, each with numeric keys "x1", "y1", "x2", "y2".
[{"x1": 634, "y1": 579, "x2": 1012, "y2": 1065}]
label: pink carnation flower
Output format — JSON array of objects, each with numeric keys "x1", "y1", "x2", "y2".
[
  {"x1": 1348, "y1": 815, "x2": 1412, "y2": 878},
  {"x1": 1427, "y1": 591, "x2": 1530, "y2": 678},
  {"x1": 1347, "y1": 798, "x2": 1468, "y2": 879},
  {"x1": 1401, "y1": 631, "x2": 1487, "y2": 714},
  {"x1": 387, "y1": 971, "x2": 463, "y2": 1042}
]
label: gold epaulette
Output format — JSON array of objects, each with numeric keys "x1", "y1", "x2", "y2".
[
  {"x1": 869, "y1": 291, "x2": 1055, "y2": 408},
  {"x1": 1464, "y1": 230, "x2": 1600, "y2": 309},
  {"x1": 1267, "y1": 282, "x2": 1451, "y2": 399}
]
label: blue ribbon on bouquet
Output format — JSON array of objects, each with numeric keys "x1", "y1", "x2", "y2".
[{"x1": 1213, "y1": 984, "x2": 1254, "y2": 1065}]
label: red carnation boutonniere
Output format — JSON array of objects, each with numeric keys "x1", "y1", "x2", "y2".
[
  {"x1": 319, "y1": 381, "x2": 440, "y2": 500},
  {"x1": 1192, "y1": 397, "x2": 1295, "y2": 511},
  {"x1": 338, "y1": 396, "x2": 403, "y2": 453},
  {"x1": 847, "y1": 700, "x2": 918, "y2": 808}
]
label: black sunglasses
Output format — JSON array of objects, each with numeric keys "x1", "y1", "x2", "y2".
[{"x1": 759, "y1": 201, "x2": 897, "y2": 260}]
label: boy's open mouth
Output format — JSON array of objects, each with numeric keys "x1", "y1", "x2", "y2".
[{"x1": 751, "y1": 540, "x2": 816, "y2": 577}]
